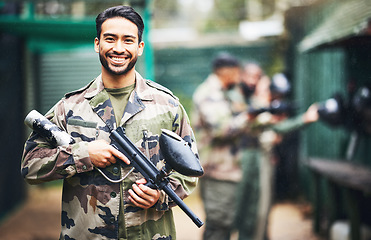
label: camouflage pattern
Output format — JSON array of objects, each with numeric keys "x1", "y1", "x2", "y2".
[
  {"x1": 192, "y1": 73, "x2": 248, "y2": 182},
  {"x1": 24, "y1": 110, "x2": 74, "y2": 146},
  {"x1": 21, "y1": 72, "x2": 199, "y2": 240}
]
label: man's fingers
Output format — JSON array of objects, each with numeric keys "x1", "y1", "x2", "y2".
[
  {"x1": 131, "y1": 184, "x2": 148, "y2": 199},
  {"x1": 136, "y1": 178, "x2": 147, "y2": 185},
  {"x1": 107, "y1": 155, "x2": 117, "y2": 164},
  {"x1": 105, "y1": 159, "x2": 112, "y2": 166},
  {"x1": 128, "y1": 178, "x2": 161, "y2": 209},
  {"x1": 88, "y1": 140, "x2": 130, "y2": 168},
  {"x1": 128, "y1": 187, "x2": 149, "y2": 208},
  {"x1": 128, "y1": 183, "x2": 160, "y2": 209},
  {"x1": 110, "y1": 146, "x2": 130, "y2": 165},
  {"x1": 97, "y1": 159, "x2": 110, "y2": 168}
]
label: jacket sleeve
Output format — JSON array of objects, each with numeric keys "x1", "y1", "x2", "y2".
[
  {"x1": 159, "y1": 104, "x2": 199, "y2": 209},
  {"x1": 21, "y1": 100, "x2": 94, "y2": 185},
  {"x1": 271, "y1": 114, "x2": 307, "y2": 135}
]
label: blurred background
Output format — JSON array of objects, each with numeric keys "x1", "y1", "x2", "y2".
[{"x1": 0, "y1": 0, "x2": 371, "y2": 239}]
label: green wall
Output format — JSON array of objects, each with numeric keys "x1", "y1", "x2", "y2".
[{"x1": 286, "y1": 0, "x2": 371, "y2": 206}]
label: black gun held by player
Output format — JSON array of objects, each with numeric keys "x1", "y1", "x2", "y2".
[{"x1": 24, "y1": 110, "x2": 204, "y2": 228}]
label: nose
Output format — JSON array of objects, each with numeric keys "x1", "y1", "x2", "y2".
[{"x1": 113, "y1": 41, "x2": 125, "y2": 53}]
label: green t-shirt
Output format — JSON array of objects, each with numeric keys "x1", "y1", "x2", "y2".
[
  {"x1": 106, "y1": 84, "x2": 136, "y2": 239},
  {"x1": 106, "y1": 84, "x2": 135, "y2": 127}
]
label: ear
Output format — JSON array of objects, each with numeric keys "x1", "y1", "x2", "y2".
[
  {"x1": 138, "y1": 41, "x2": 145, "y2": 56},
  {"x1": 94, "y1": 37, "x2": 99, "y2": 53}
]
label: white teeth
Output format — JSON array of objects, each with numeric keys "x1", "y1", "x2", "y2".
[
  {"x1": 111, "y1": 56, "x2": 126, "y2": 64},
  {"x1": 112, "y1": 57, "x2": 124, "y2": 61}
]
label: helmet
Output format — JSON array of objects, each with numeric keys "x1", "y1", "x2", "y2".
[{"x1": 270, "y1": 73, "x2": 291, "y2": 96}]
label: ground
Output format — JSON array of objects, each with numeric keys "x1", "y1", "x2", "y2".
[{"x1": 0, "y1": 186, "x2": 324, "y2": 240}]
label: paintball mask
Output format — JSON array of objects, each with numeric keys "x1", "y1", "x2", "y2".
[{"x1": 317, "y1": 94, "x2": 346, "y2": 127}]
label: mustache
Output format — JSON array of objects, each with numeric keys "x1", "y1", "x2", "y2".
[{"x1": 106, "y1": 51, "x2": 132, "y2": 58}]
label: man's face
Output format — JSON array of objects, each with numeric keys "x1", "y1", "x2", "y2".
[
  {"x1": 217, "y1": 67, "x2": 241, "y2": 89},
  {"x1": 241, "y1": 65, "x2": 262, "y2": 88},
  {"x1": 94, "y1": 17, "x2": 144, "y2": 76}
]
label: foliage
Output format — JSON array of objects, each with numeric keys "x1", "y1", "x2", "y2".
[{"x1": 202, "y1": 0, "x2": 246, "y2": 32}]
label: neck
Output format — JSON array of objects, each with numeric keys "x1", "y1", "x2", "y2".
[{"x1": 101, "y1": 68, "x2": 136, "y2": 89}]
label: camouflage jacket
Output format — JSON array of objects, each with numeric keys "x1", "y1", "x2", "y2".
[
  {"x1": 192, "y1": 74, "x2": 249, "y2": 182},
  {"x1": 21, "y1": 72, "x2": 199, "y2": 240}
]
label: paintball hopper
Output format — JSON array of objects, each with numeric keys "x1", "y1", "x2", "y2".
[
  {"x1": 159, "y1": 129, "x2": 204, "y2": 177},
  {"x1": 24, "y1": 110, "x2": 74, "y2": 146},
  {"x1": 317, "y1": 94, "x2": 346, "y2": 127}
]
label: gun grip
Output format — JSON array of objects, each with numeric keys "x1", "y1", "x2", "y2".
[{"x1": 144, "y1": 182, "x2": 157, "y2": 189}]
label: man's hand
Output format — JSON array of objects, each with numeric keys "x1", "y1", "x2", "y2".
[
  {"x1": 88, "y1": 139, "x2": 130, "y2": 168},
  {"x1": 128, "y1": 178, "x2": 161, "y2": 209},
  {"x1": 303, "y1": 103, "x2": 319, "y2": 124}
]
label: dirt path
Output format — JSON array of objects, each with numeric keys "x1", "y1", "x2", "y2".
[{"x1": 0, "y1": 186, "x2": 323, "y2": 240}]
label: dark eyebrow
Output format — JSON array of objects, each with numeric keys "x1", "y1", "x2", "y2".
[
  {"x1": 102, "y1": 33, "x2": 137, "y2": 39},
  {"x1": 123, "y1": 34, "x2": 137, "y2": 39},
  {"x1": 103, "y1": 33, "x2": 117, "y2": 38}
]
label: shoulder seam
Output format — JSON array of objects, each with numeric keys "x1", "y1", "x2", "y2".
[
  {"x1": 145, "y1": 80, "x2": 178, "y2": 100},
  {"x1": 64, "y1": 80, "x2": 94, "y2": 98}
]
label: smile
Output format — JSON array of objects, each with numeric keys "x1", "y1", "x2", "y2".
[{"x1": 109, "y1": 55, "x2": 130, "y2": 65}]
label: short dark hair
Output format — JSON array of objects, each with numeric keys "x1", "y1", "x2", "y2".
[
  {"x1": 95, "y1": 5, "x2": 144, "y2": 42},
  {"x1": 212, "y1": 52, "x2": 240, "y2": 72}
]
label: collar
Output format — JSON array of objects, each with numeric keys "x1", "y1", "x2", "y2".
[
  {"x1": 83, "y1": 71, "x2": 153, "y2": 130},
  {"x1": 84, "y1": 72, "x2": 153, "y2": 102}
]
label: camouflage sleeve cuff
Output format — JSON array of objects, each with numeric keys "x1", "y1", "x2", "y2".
[
  {"x1": 155, "y1": 190, "x2": 171, "y2": 211},
  {"x1": 154, "y1": 176, "x2": 191, "y2": 211},
  {"x1": 71, "y1": 141, "x2": 94, "y2": 173}
]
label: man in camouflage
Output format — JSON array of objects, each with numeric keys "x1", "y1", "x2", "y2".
[
  {"x1": 21, "y1": 5, "x2": 199, "y2": 240},
  {"x1": 192, "y1": 53, "x2": 249, "y2": 240}
]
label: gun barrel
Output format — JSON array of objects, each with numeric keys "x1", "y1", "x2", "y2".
[
  {"x1": 24, "y1": 110, "x2": 74, "y2": 146},
  {"x1": 162, "y1": 184, "x2": 204, "y2": 227},
  {"x1": 110, "y1": 127, "x2": 204, "y2": 228}
]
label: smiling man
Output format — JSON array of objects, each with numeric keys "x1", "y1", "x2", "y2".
[
  {"x1": 95, "y1": 15, "x2": 144, "y2": 84},
  {"x1": 21, "y1": 5, "x2": 200, "y2": 240}
]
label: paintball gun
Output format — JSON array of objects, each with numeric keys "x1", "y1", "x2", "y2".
[
  {"x1": 317, "y1": 87, "x2": 371, "y2": 161},
  {"x1": 248, "y1": 99, "x2": 294, "y2": 115},
  {"x1": 24, "y1": 110, "x2": 204, "y2": 228}
]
